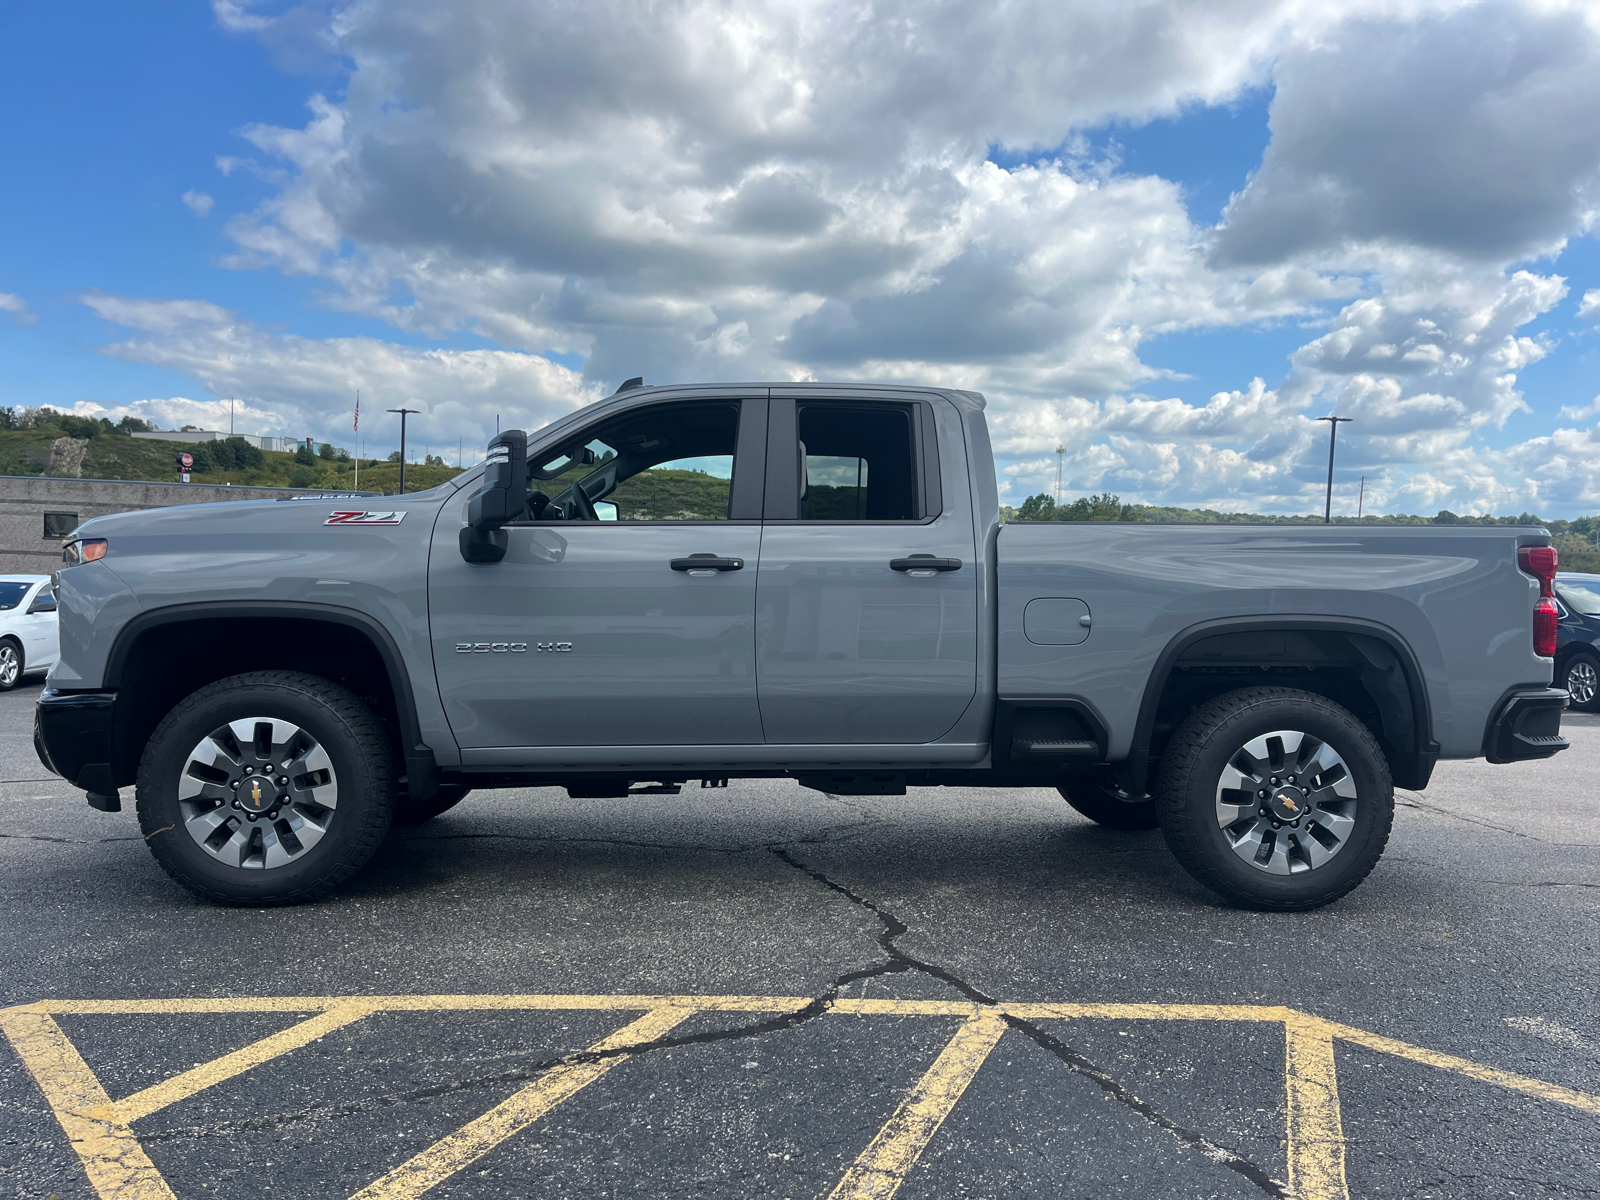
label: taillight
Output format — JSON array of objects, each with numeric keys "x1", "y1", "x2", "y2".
[
  {"x1": 63, "y1": 538, "x2": 107, "y2": 565},
  {"x1": 1518, "y1": 545, "x2": 1557, "y2": 590},
  {"x1": 1534, "y1": 596, "x2": 1558, "y2": 658},
  {"x1": 1519, "y1": 545, "x2": 1559, "y2": 658}
]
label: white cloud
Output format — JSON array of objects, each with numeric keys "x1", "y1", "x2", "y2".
[
  {"x1": 1579, "y1": 288, "x2": 1600, "y2": 321},
  {"x1": 181, "y1": 190, "x2": 216, "y2": 217},
  {"x1": 80, "y1": 292, "x2": 602, "y2": 454},
  {"x1": 0, "y1": 293, "x2": 36, "y2": 326},
  {"x1": 99, "y1": 0, "x2": 1600, "y2": 515}
]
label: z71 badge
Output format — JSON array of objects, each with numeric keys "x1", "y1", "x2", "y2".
[{"x1": 325, "y1": 510, "x2": 406, "y2": 525}]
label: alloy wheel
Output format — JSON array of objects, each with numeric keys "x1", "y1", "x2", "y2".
[
  {"x1": 1214, "y1": 729, "x2": 1358, "y2": 875},
  {"x1": 1566, "y1": 658, "x2": 1598, "y2": 707},
  {"x1": 177, "y1": 717, "x2": 338, "y2": 870},
  {"x1": 0, "y1": 645, "x2": 17, "y2": 688}
]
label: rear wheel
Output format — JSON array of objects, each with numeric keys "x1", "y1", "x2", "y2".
[
  {"x1": 394, "y1": 783, "x2": 472, "y2": 825},
  {"x1": 136, "y1": 671, "x2": 396, "y2": 905},
  {"x1": 1562, "y1": 652, "x2": 1599, "y2": 712},
  {"x1": 1057, "y1": 769, "x2": 1158, "y2": 830},
  {"x1": 1157, "y1": 687, "x2": 1393, "y2": 911}
]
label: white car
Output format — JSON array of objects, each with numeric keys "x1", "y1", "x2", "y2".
[{"x1": 0, "y1": 575, "x2": 58, "y2": 690}]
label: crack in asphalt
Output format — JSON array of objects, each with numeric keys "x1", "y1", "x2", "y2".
[{"x1": 1395, "y1": 794, "x2": 1595, "y2": 847}]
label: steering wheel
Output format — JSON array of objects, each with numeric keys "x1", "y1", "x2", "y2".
[{"x1": 568, "y1": 484, "x2": 598, "y2": 522}]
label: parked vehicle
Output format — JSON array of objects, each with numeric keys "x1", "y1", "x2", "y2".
[
  {"x1": 36, "y1": 383, "x2": 1568, "y2": 910},
  {"x1": 0, "y1": 575, "x2": 58, "y2": 690},
  {"x1": 1553, "y1": 573, "x2": 1600, "y2": 712}
]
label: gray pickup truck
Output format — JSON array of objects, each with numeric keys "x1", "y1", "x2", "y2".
[{"x1": 36, "y1": 382, "x2": 1568, "y2": 910}]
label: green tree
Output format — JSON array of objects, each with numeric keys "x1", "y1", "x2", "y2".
[
  {"x1": 294, "y1": 443, "x2": 318, "y2": 466},
  {"x1": 1015, "y1": 493, "x2": 1057, "y2": 521}
]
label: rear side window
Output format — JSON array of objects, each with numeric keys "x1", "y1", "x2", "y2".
[
  {"x1": 0, "y1": 582, "x2": 30, "y2": 610},
  {"x1": 796, "y1": 403, "x2": 919, "y2": 521}
]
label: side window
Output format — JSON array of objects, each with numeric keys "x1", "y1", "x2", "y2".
[
  {"x1": 797, "y1": 403, "x2": 920, "y2": 521},
  {"x1": 527, "y1": 402, "x2": 741, "y2": 522}
]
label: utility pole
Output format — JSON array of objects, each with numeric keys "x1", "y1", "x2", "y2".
[
  {"x1": 1315, "y1": 415, "x2": 1353, "y2": 524},
  {"x1": 1054, "y1": 445, "x2": 1064, "y2": 507},
  {"x1": 1357, "y1": 476, "x2": 1365, "y2": 520},
  {"x1": 387, "y1": 407, "x2": 420, "y2": 495}
]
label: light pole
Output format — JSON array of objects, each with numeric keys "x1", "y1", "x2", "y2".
[
  {"x1": 1315, "y1": 415, "x2": 1352, "y2": 524},
  {"x1": 387, "y1": 408, "x2": 420, "y2": 494}
]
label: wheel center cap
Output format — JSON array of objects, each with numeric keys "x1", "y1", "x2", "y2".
[
  {"x1": 1268, "y1": 786, "x2": 1307, "y2": 822},
  {"x1": 239, "y1": 775, "x2": 274, "y2": 813}
]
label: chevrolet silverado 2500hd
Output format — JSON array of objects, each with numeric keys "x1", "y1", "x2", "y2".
[{"x1": 35, "y1": 382, "x2": 1569, "y2": 909}]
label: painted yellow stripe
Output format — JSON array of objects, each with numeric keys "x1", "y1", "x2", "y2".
[
  {"x1": 1008, "y1": 1003, "x2": 1297, "y2": 1023},
  {"x1": 113, "y1": 1002, "x2": 373, "y2": 1124},
  {"x1": 348, "y1": 1006, "x2": 697, "y2": 1200},
  {"x1": 1318, "y1": 1018, "x2": 1600, "y2": 1116},
  {"x1": 1285, "y1": 1018, "x2": 1349, "y2": 1200},
  {"x1": 826, "y1": 1011, "x2": 1009, "y2": 1200},
  {"x1": 18, "y1": 994, "x2": 810, "y2": 1016},
  {"x1": 0, "y1": 1008, "x2": 176, "y2": 1200}
]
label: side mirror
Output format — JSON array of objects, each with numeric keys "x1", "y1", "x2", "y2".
[
  {"x1": 594, "y1": 501, "x2": 618, "y2": 522},
  {"x1": 27, "y1": 592, "x2": 57, "y2": 615},
  {"x1": 460, "y1": 430, "x2": 527, "y2": 563}
]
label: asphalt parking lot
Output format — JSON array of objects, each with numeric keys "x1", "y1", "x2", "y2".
[{"x1": 2, "y1": 680, "x2": 1597, "y2": 1200}]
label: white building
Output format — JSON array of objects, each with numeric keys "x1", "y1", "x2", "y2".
[{"x1": 132, "y1": 430, "x2": 308, "y2": 454}]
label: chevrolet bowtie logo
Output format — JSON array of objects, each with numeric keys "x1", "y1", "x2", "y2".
[
  {"x1": 1278, "y1": 793, "x2": 1299, "y2": 814},
  {"x1": 250, "y1": 780, "x2": 262, "y2": 804}
]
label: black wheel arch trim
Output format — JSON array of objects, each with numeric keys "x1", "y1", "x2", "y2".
[
  {"x1": 101, "y1": 601, "x2": 439, "y2": 800},
  {"x1": 1120, "y1": 614, "x2": 1438, "y2": 794}
]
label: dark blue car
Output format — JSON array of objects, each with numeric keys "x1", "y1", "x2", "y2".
[{"x1": 1554, "y1": 572, "x2": 1600, "y2": 711}]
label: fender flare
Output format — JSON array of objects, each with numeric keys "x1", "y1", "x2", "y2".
[
  {"x1": 1120, "y1": 614, "x2": 1438, "y2": 792},
  {"x1": 103, "y1": 600, "x2": 438, "y2": 799}
]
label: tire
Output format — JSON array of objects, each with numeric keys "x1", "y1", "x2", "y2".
[
  {"x1": 1561, "y1": 652, "x2": 1600, "y2": 713},
  {"x1": 1156, "y1": 687, "x2": 1393, "y2": 911},
  {"x1": 1058, "y1": 769, "x2": 1159, "y2": 830},
  {"x1": 0, "y1": 639, "x2": 22, "y2": 691},
  {"x1": 135, "y1": 671, "x2": 396, "y2": 906},
  {"x1": 393, "y1": 783, "x2": 472, "y2": 826}
]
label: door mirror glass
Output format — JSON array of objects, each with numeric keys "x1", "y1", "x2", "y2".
[{"x1": 594, "y1": 501, "x2": 619, "y2": 522}]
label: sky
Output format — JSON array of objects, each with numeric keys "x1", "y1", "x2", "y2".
[{"x1": 1, "y1": 1, "x2": 1598, "y2": 516}]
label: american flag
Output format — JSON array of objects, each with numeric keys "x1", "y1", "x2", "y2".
[{"x1": 354, "y1": 390, "x2": 360, "y2": 432}]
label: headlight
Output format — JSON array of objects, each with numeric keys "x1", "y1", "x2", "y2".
[{"x1": 63, "y1": 538, "x2": 107, "y2": 565}]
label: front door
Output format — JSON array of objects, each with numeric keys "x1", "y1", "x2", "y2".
[
  {"x1": 429, "y1": 396, "x2": 767, "y2": 748},
  {"x1": 755, "y1": 396, "x2": 978, "y2": 744}
]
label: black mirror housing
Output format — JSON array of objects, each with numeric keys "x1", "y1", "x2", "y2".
[{"x1": 461, "y1": 430, "x2": 527, "y2": 563}]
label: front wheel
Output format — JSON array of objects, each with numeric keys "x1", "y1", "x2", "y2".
[
  {"x1": 1562, "y1": 652, "x2": 1599, "y2": 712},
  {"x1": 0, "y1": 639, "x2": 22, "y2": 691},
  {"x1": 1156, "y1": 687, "x2": 1393, "y2": 911},
  {"x1": 136, "y1": 671, "x2": 396, "y2": 905}
]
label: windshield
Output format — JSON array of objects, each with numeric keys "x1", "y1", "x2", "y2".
[
  {"x1": 1557, "y1": 580, "x2": 1600, "y2": 616},
  {"x1": 0, "y1": 583, "x2": 31, "y2": 611}
]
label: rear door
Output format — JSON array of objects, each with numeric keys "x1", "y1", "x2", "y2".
[
  {"x1": 429, "y1": 395, "x2": 768, "y2": 748},
  {"x1": 755, "y1": 394, "x2": 977, "y2": 744}
]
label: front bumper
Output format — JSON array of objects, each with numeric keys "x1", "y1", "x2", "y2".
[
  {"x1": 35, "y1": 689, "x2": 121, "y2": 808},
  {"x1": 1483, "y1": 687, "x2": 1569, "y2": 763}
]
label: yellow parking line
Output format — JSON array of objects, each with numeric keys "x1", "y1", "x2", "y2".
[
  {"x1": 14, "y1": 994, "x2": 809, "y2": 1016},
  {"x1": 349, "y1": 1006, "x2": 697, "y2": 1200},
  {"x1": 1316, "y1": 1018, "x2": 1600, "y2": 1116},
  {"x1": 0, "y1": 1008, "x2": 176, "y2": 1200},
  {"x1": 114, "y1": 1002, "x2": 374, "y2": 1124},
  {"x1": 826, "y1": 1010, "x2": 1009, "y2": 1200},
  {"x1": 1285, "y1": 1018, "x2": 1348, "y2": 1200},
  {"x1": 1008, "y1": 1002, "x2": 1295, "y2": 1023}
]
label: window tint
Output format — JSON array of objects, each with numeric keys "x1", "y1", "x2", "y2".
[
  {"x1": 1557, "y1": 582, "x2": 1600, "y2": 616},
  {"x1": 43, "y1": 512, "x2": 78, "y2": 538},
  {"x1": 0, "y1": 583, "x2": 29, "y2": 611},
  {"x1": 797, "y1": 403, "x2": 918, "y2": 521},
  {"x1": 528, "y1": 403, "x2": 740, "y2": 522}
]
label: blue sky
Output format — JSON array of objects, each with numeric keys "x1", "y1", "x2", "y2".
[{"x1": 2, "y1": 1, "x2": 1598, "y2": 515}]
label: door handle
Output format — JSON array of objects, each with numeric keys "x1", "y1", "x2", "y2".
[
  {"x1": 671, "y1": 553, "x2": 744, "y2": 575},
  {"x1": 890, "y1": 555, "x2": 962, "y2": 574}
]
